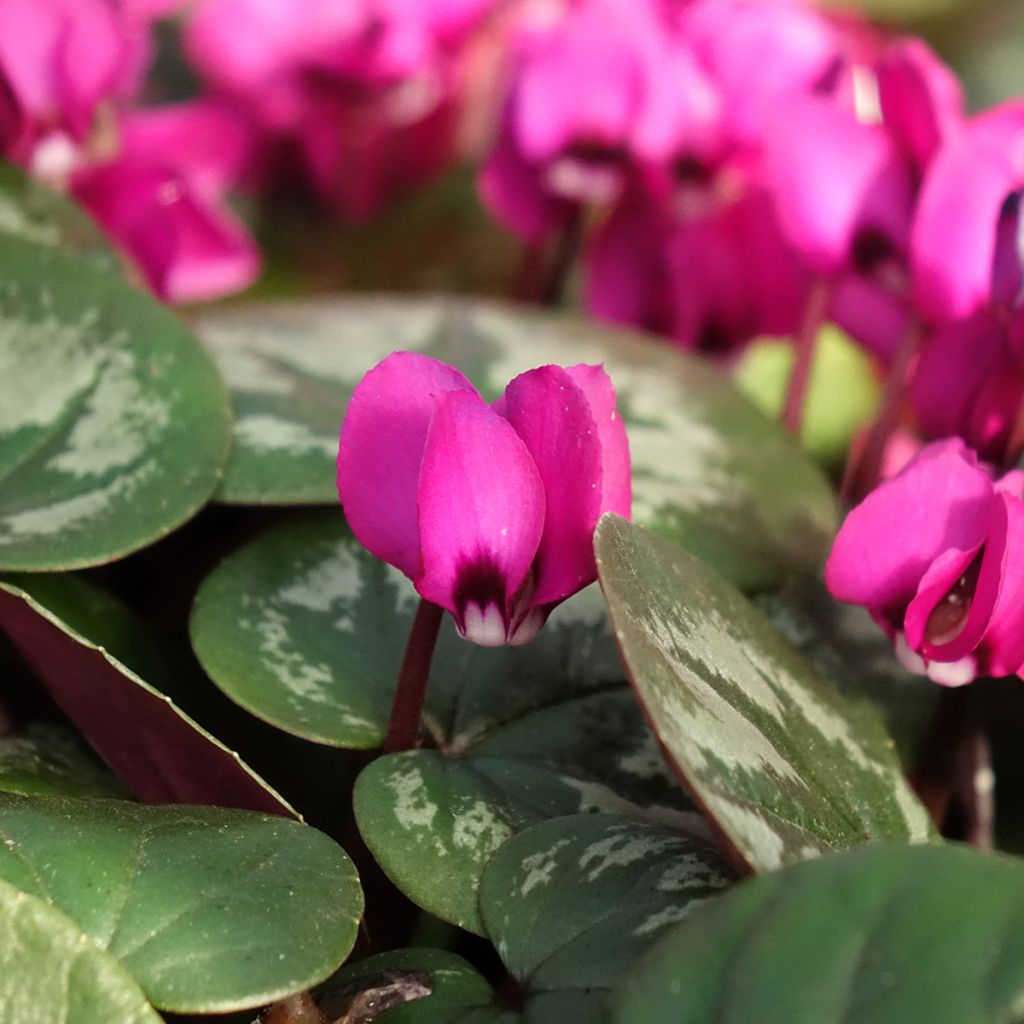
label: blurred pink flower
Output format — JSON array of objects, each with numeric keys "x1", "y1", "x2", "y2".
[
  {"x1": 72, "y1": 101, "x2": 260, "y2": 303},
  {"x1": 0, "y1": 0, "x2": 143, "y2": 168},
  {"x1": 826, "y1": 438, "x2": 1024, "y2": 685},
  {"x1": 913, "y1": 102, "x2": 1024, "y2": 325},
  {"x1": 911, "y1": 311, "x2": 1024, "y2": 463},
  {"x1": 586, "y1": 185, "x2": 808, "y2": 352},
  {"x1": 479, "y1": 0, "x2": 720, "y2": 242},
  {"x1": 337, "y1": 352, "x2": 631, "y2": 646},
  {"x1": 185, "y1": 0, "x2": 496, "y2": 218}
]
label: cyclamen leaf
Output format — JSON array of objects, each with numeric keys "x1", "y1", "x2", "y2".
[
  {"x1": 595, "y1": 514, "x2": 934, "y2": 874},
  {"x1": 322, "y1": 815, "x2": 732, "y2": 1024},
  {"x1": 0, "y1": 876, "x2": 161, "y2": 1024},
  {"x1": 0, "y1": 794, "x2": 363, "y2": 1014},
  {"x1": 0, "y1": 233, "x2": 231, "y2": 571},
  {"x1": 0, "y1": 162, "x2": 117, "y2": 270},
  {"x1": 195, "y1": 295, "x2": 837, "y2": 591},
  {"x1": 0, "y1": 577, "x2": 294, "y2": 814},
  {"x1": 614, "y1": 843, "x2": 1024, "y2": 1024},
  {"x1": 193, "y1": 515, "x2": 694, "y2": 933},
  {"x1": 0, "y1": 723, "x2": 130, "y2": 799}
]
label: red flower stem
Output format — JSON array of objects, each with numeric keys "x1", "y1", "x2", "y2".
[
  {"x1": 781, "y1": 276, "x2": 831, "y2": 438},
  {"x1": 841, "y1": 316, "x2": 922, "y2": 504},
  {"x1": 382, "y1": 599, "x2": 444, "y2": 754}
]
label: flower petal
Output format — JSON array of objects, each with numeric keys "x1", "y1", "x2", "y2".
[
  {"x1": 912, "y1": 111, "x2": 1023, "y2": 322},
  {"x1": 825, "y1": 438, "x2": 995, "y2": 620},
  {"x1": 500, "y1": 365, "x2": 603, "y2": 607},
  {"x1": 415, "y1": 389, "x2": 545, "y2": 643},
  {"x1": 563, "y1": 363, "x2": 631, "y2": 518},
  {"x1": 983, "y1": 493, "x2": 1024, "y2": 676},
  {"x1": 764, "y1": 97, "x2": 914, "y2": 274},
  {"x1": 337, "y1": 352, "x2": 474, "y2": 580}
]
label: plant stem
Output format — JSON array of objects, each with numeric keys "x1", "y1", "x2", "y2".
[
  {"x1": 781, "y1": 276, "x2": 831, "y2": 438},
  {"x1": 540, "y1": 206, "x2": 584, "y2": 307},
  {"x1": 841, "y1": 316, "x2": 922, "y2": 504},
  {"x1": 382, "y1": 599, "x2": 444, "y2": 754}
]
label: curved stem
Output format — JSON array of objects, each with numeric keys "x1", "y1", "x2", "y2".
[
  {"x1": 383, "y1": 599, "x2": 444, "y2": 754},
  {"x1": 781, "y1": 277, "x2": 831, "y2": 438},
  {"x1": 841, "y1": 316, "x2": 922, "y2": 504}
]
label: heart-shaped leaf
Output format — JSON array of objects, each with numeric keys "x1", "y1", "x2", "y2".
[
  {"x1": 0, "y1": 876, "x2": 161, "y2": 1024},
  {"x1": 322, "y1": 815, "x2": 732, "y2": 1023},
  {"x1": 595, "y1": 514, "x2": 934, "y2": 874},
  {"x1": 0, "y1": 794, "x2": 363, "y2": 1014},
  {"x1": 614, "y1": 842, "x2": 1024, "y2": 1024},
  {"x1": 195, "y1": 296, "x2": 837, "y2": 590},
  {"x1": 0, "y1": 233, "x2": 231, "y2": 571},
  {"x1": 0, "y1": 162, "x2": 116, "y2": 270},
  {"x1": 0, "y1": 723, "x2": 130, "y2": 799},
  {"x1": 0, "y1": 576, "x2": 294, "y2": 814},
  {"x1": 191, "y1": 516, "x2": 695, "y2": 932}
]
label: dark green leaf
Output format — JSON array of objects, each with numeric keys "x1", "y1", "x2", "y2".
[
  {"x1": 196, "y1": 296, "x2": 837, "y2": 590},
  {"x1": 0, "y1": 723, "x2": 130, "y2": 799},
  {"x1": 614, "y1": 843, "x2": 1024, "y2": 1024},
  {"x1": 0, "y1": 234, "x2": 231, "y2": 570},
  {"x1": 0, "y1": 577, "x2": 294, "y2": 814},
  {"x1": 595, "y1": 515, "x2": 934, "y2": 874},
  {"x1": 756, "y1": 581, "x2": 940, "y2": 768},
  {"x1": 0, "y1": 876, "x2": 161, "y2": 1024},
  {"x1": 0, "y1": 794, "x2": 362, "y2": 1013}
]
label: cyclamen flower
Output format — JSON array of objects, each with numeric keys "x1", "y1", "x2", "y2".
[
  {"x1": 826, "y1": 439, "x2": 1024, "y2": 686},
  {"x1": 337, "y1": 352, "x2": 631, "y2": 646}
]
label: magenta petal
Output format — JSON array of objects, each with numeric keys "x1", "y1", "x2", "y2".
[
  {"x1": 72, "y1": 159, "x2": 260, "y2": 303},
  {"x1": 904, "y1": 544, "x2": 984, "y2": 657},
  {"x1": 912, "y1": 128, "x2": 1020, "y2": 322},
  {"x1": 765, "y1": 98, "x2": 913, "y2": 274},
  {"x1": 415, "y1": 389, "x2": 545, "y2": 642},
  {"x1": 337, "y1": 353, "x2": 474, "y2": 580},
  {"x1": 825, "y1": 439, "x2": 995, "y2": 619},
  {"x1": 980, "y1": 494, "x2": 1024, "y2": 676},
  {"x1": 877, "y1": 37, "x2": 963, "y2": 171},
  {"x1": 563, "y1": 363, "x2": 631, "y2": 519},
  {"x1": 500, "y1": 366, "x2": 603, "y2": 607}
]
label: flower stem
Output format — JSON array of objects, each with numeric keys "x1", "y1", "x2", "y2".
[
  {"x1": 540, "y1": 206, "x2": 584, "y2": 307},
  {"x1": 383, "y1": 599, "x2": 444, "y2": 754},
  {"x1": 781, "y1": 276, "x2": 831, "y2": 438},
  {"x1": 841, "y1": 316, "x2": 922, "y2": 504}
]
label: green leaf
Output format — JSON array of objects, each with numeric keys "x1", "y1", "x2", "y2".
[
  {"x1": 196, "y1": 296, "x2": 837, "y2": 590},
  {"x1": 322, "y1": 815, "x2": 732, "y2": 1024},
  {"x1": 0, "y1": 162, "x2": 117, "y2": 270},
  {"x1": 0, "y1": 794, "x2": 363, "y2": 1014},
  {"x1": 0, "y1": 234, "x2": 231, "y2": 570},
  {"x1": 0, "y1": 723, "x2": 131, "y2": 799},
  {"x1": 0, "y1": 876, "x2": 161, "y2": 1024},
  {"x1": 194, "y1": 520, "x2": 694, "y2": 933},
  {"x1": 0, "y1": 577, "x2": 295, "y2": 814},
  {"x1": 595, "y1": 515, "x2": 934, "y2": 874},
  {"x1": 755, "y1": 581, "x2": 940, "y2": 769},
  {"x1": 614, "y1": 843, "x2": 1024, "y2": 1024},
  {"x1": 479, "y1": 815, "x2": 732, "y2": 1011}
]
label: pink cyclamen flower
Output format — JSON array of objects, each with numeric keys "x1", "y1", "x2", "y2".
[
  {"x1": 337, "y1": 352, "x2": 631, "y2": 646},
  {"x1": 912, "y1": 101, "x2": 1024, "y2": 325},
  {"x1": 826, "y1": 438, "x2": 1024, "y2": 685},
  {"x1": 479, "y1": 0, "x2": 719, "y2": 242}
]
